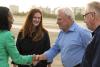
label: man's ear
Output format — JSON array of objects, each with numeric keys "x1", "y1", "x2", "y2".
[{"x1": 91, "y1": 13, "x2": 95, "y2": 20}]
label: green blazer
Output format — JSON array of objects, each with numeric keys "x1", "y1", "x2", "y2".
[{"x1": 0, "y1": 30, "x2": 33, "y2": 67}]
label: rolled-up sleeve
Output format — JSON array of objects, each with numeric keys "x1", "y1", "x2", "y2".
[{"x1": 43, "y1": 34, "x2": 61, "y2": 62}]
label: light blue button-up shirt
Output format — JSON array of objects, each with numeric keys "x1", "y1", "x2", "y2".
[{"x1": 44, "y1": 22, "x2": 92, "y2": 67}]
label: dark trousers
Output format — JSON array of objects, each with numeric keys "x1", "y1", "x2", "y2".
[{"x1": 74, "y1": 64, "x2": 81, "y2": 67}]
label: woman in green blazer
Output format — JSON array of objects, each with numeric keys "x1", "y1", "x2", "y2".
[{"x1": 0, "y1": 6, "x2": 36, "y2": 67}]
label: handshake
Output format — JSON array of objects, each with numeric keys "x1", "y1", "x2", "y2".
[
  {"x1": 32, "y1": 54, "x2": 47, "y2": 66},
  {"x1": 12, "y1": 54, "x2": 49, "y2": 67}
]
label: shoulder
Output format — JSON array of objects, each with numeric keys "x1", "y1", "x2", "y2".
[
  {"x1": 17, "y1": 31, "x2": 23, "y2": 38},
  {"x1": 2, "y1": 31, "x2": 13, "y2": 37},
  {"x1": 4, "y1": 31, "x2": 15, "y2": 39},
  {"x1": 75, "y1": 25, "x2": 91, "y2": 36},
  {"x1": 78, "y1": 29, "x2": 92, "y2": 42},
  {"x1": 71, "y1": 23, "x2": 92, "y2": 41},
  {"x1": 42, "y1": 29, "x2": 50, "y2": 40},
  {"x1": 43, "y1": 29, "x2": 49, "y2": 35},
  {"x1": 71, "y1": 23, "x2": 90, "y2": 35},
  {"x1": 95, "y1": 29, "x2": 100, "y2": 38},
  {"x1": 80, "y1": 28, "x2": 91, "y2": 36},
  {"x1": 0, "y1": 31, "x2": 15, "y2": 42}
]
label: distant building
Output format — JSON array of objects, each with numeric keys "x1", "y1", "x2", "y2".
[{"x1": 9, "y1": 5, "x2": 19, "y2": 14}]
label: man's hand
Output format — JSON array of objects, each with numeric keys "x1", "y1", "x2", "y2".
[
  {"x1": 35, "y1": 54, "x2": 47, "y2": 61},
  {"x1": 47, "y1": 64, "x2": 51, "y2": 67}
]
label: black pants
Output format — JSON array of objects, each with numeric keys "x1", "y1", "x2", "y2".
[{"x1": 74, "y1": 64, "x2": 81, "y2": 67}]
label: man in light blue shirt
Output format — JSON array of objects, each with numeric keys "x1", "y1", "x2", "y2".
[{"x1": 36, "y1": 7, "x2": 92, "y2": 67}]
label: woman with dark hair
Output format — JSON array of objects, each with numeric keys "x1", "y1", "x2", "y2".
[
  {"x1": 12, "y1": 8, "x2": 51, "y2": 67},
  {"x1": 0, "y1": 6, "x2": 36, "y2": 67}
]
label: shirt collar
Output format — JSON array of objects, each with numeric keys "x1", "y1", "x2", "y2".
[
  {"x1": 61, "y1": 21, "x2": 78, "y2": 33},
  {"x1": 68, "y1": 22, "x2": 77, "y2": 32},
  {"x1": 92, "y1": 25, "x2": 100, "y2": 36}
]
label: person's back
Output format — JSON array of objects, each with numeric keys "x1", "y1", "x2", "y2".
[
  {"x1": 0, "y1": 31, "x2": 11, "y2": 67},
  {"x1": 0, "y1": 6, "x2": 36, "y2": 67},
  {"x1": 0, "y1": 30, "x2": 32, "y2": 67}
]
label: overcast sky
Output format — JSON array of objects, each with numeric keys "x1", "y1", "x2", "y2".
[{"x1": 0, "y1": 0, "x2": 100, "y2": 12}]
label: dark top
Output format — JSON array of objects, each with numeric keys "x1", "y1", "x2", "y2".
[
  {"x1": 12, "y1": 30, "x2": 51, "y2": 67},
  {"x1": 81, "y1": 26, "x2": 100, "y2": 67}
]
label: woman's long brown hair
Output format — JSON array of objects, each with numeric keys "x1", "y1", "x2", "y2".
[{"x1": 20, "y1": 8, "x2": 47, "y2": 41}]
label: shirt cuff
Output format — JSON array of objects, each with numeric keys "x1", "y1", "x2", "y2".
[{"x1": 43, "y1": 52, "x2": 53, "y2": 63}]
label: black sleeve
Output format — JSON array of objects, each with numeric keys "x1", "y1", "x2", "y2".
[
  {"x1": 44, "y1": 32, "x2": 51, "y2": 51},
  {"x1": 16, "y1": 32, "x2": 23, "y2": 53},
  {"x1": 92, "y1": 32, "x2": 100, "y2": 67},
  {"x1": 44, "y1": 32, "x2": 52, "y2": 64}
]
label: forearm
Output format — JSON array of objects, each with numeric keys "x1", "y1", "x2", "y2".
[
  {"x1": 47, "y1": 64, "x2": 51, "y2": 67},
  {"x1": 11, "y1": 64, "x2": 17, "y2": 67},
  {"x1": 43, "y1": 44, "x2": 60, "y2": 62}
]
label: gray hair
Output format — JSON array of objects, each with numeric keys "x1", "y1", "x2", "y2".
[
  {"x1": 88, "y1": 1, "x2": 100, "y2": 16},
  {"x1": 57, "y1": 7, "x2": 74, "y2": 20}
]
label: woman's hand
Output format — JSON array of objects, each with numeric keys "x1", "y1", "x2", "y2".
[{"x1": 11, "y1": 64, "x2": 17, "y2": 67}]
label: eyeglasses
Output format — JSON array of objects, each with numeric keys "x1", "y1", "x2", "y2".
[{"x1": 83, "y1": 12, "x2": 95, "y2": 18}]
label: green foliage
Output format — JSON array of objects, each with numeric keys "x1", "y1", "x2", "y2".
[
  {"x1": 13, "y1": 12, "x2": 27, "y2": 16},
  {"x1": 75, "y1": 13, "x2": 84, "y2": 20},
  {"x1": 42, "y1": 12, "x2": 56, "y2": 18}
]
